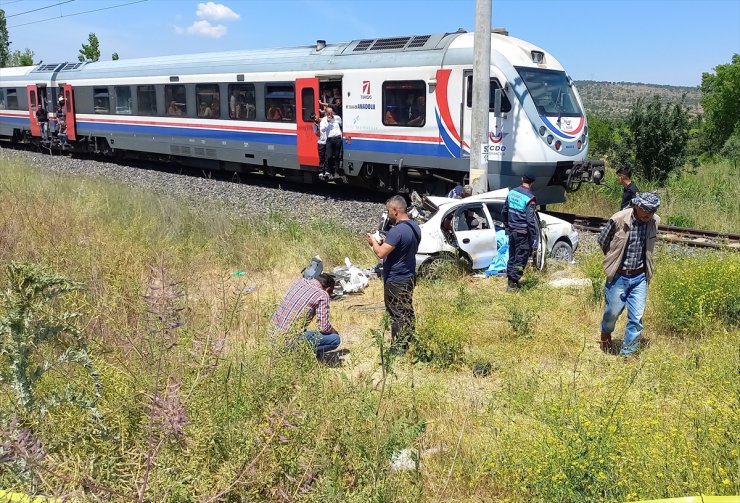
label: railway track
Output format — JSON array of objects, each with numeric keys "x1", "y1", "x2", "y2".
[{"x1": 547, "y1": 211, "x2": 740, "y2": 251}]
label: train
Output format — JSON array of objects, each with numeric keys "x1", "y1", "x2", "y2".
[{"x1": 0, "y1": 28, "x2": 603, "y2": 204}]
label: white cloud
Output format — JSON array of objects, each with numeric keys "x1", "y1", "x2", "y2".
[
  {"x1": 186, "y1": 20, "x2": 228, "y2": 38},
  {"x1": 196, "y1": 2, "x2": 240, "y2": 21}
]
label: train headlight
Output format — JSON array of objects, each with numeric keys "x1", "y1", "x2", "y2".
[
  {"x1": 577, "y1": 140, "x2": 582, "y2": 149},
  {"x1": 539, "y1": 126, "x2": 546, "y2": 136},
  {"x1": 554, "y1": 140, "x2": 562, "y2": 150},
  {"x1": 546, "y1": 135, "x2": 553, "y2": 145},
  {"x1": 584, "y1": 126, "x2": 588, "y2": 136}
]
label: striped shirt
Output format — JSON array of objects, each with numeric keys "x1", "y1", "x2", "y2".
[
  {"x1": 598, "y1": 215, "x2": 647, "y2": 270},
  {"x1": 271, "y1": 278, "x2": 333, "y2": 335}
]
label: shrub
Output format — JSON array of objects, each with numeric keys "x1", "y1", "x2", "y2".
[
  {"x1": 506, "y1": 304, "x2": 537, "y2": 338},
  {"x1": 414, "y1": 310, "x2": 467, "y2": 368},
  {"x1": 654, "y1": 253, "x2": 740, "y2": 334},
  {"x1": 414, "y1": 284, "x2": 472, "y2": 368}
]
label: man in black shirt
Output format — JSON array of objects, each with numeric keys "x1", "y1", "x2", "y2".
[{"x1": 617, "y1": 167, "x2": 639, "y2": 210}]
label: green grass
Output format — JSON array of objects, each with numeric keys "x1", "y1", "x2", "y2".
[
  {"x1": 0, "y1": 157, "x2": 738, "y2": 502},
  {"x1": 554, "y1": 159, "x2": 740, "y2": 233}
]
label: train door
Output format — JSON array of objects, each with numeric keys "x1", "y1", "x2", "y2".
[
  {"x1": 459, "y1": 70, "x2": 473, "y2": 158},
  {"x1": 25, "y1": 85, "x2": 43, "y2": 137},
  {"x1": 295, "y1": 78, "x2": 320, "y2": 166},
  {"x1": 460, "y1": 71, "x2": 513, "y2": 162},
  {"x1": 62, "y1": 84, "x2": 77, "y2": 141}
]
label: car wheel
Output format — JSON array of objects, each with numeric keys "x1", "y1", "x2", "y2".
[
  {"x1": 418, "y1": 253, "x2": 467, "y2": 280},
  {"x1": 550, "y1": 240, "x2": 573, "y2": 262}
]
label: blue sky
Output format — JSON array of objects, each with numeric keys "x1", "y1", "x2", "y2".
[{"x1": 2, "y1": 0, "x2": 738, "y2": 86}]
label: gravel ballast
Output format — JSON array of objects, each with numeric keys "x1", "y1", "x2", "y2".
[{"x1": 1, "y1": 148, "x2": 386, "y2": 233}]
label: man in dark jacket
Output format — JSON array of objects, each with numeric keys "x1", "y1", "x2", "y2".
[
  {"x1": 616, "y1": 167, "x2": 639, "y2": 210},
  {"x1": 502, "y1": 174, "x2": 539, "y2": 291}
]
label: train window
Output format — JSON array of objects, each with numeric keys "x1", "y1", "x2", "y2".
[
  {"x1": 265, "y1": 84, "x2": 295, "y2": 122},
  {"x1": 165, "y1": 85, "x2": 187, "y2": 116},
  {"x1": 65, "y1": 91, "x2": 72, "y2": 113},
  {"x1": 115, "y1": 86, "x2": 132, "y2": 114},
  {"x1": 0, "y1": 89, "x2": 4, "y2": 109},
  {"x1": 196, "y1": 84, "x2": 220, "y2": 119},
  {"x1": 382, "y1": 81, "x2": 426, "y2": 127},
  {"x1": 137, "y1": 85, "x2": 157, "y2": 115},
  {"x1": 301, "y1": 88, "x2": 315, "y2": 122},
  {"x1": 6, "y1": 89, "x2": 19, "y2": 110},
  {"x1": 465, "y1": 76, "x2": 512, "y2": 113},
  {"x1": 228, "y1": 84, "x2": 256, "y2": 120},
  {"x1": 93, "y1": 88, "x2": 110, "y2": 114},
  {"x1": 29, "y1": 90, "x2": 37, "y2": 110}
]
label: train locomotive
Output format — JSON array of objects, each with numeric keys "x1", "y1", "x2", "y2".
[{"x1": 0, "y1": 28, "x2": 603, "y2": 204}]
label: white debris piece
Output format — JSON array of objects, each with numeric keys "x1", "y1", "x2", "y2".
[
  {"x1": 332, "y1": 257, "x2": 370, "y2": 294},
  {"x1": 548, "y1": 277, "x2": 592, "y2": 288}
]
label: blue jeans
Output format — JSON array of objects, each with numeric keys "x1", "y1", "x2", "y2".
[
  {"x1": 601, "y1": 273, "x2": 647, "y2": 356},
  {"x1": 303, "y1": 330, "x2": 340, "y2": 355}
]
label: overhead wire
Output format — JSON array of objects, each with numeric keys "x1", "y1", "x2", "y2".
[
  {"x1": 9, "y1": 0, "x2": 147, "y2": 28},
  {"x1": 6, "y1": 0, "x2": 75, "y2": 18}
]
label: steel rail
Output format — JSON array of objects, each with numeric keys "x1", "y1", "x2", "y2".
[{"x1": 546, "y1": 211, "x2": 740, "y2": 251}]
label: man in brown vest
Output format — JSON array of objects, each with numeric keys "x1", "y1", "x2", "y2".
[{"x1": 597, "y1": 192, "x2": 661, "y2": 356}]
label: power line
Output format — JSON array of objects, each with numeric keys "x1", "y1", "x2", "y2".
[
  {"x1": 9, "y1": 0, "x2": 147, "y2": 28},
  {"x1": 7, "y1": 0, "x2": 75, "y2": 18}
]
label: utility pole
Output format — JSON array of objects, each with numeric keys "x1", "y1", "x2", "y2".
[{"x1": 470, "y1": 0, "x2": 491, "y2": 195}]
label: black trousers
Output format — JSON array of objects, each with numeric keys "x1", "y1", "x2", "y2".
[
  {"x1": 507, "y1": 232, "x2": 532, "y2": 284},
  {"x1": 383, "y1": 278, "x2": 416, "y2": 348},
  {"x1": 317, "y1": 143, "x2": 326, "y2": 171},
  {"x1": 325, "y1": 136, "x2": 342, "y2": 175}
]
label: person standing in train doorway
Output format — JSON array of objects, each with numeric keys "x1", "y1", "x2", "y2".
[
  {"x1": 312, "y1": 112, "x2": 326, "y2": 176},
  {"x1": 502, "y1": 174, "x2": 539, "y2": 291},
  {"x1": 319, "y1": 105, "x2": 342, "y2": 180}
]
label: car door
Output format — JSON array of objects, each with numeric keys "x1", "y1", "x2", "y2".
[
  {"x1": 533, "y1": 211, "x2": 547, "y2": 271},
  {"x1": 452, "y1": 202, "x2": 497, "y2": 269}
]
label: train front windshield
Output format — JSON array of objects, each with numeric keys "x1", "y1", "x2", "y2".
[{"x1": 516, "y1": 67, "x2": 582, "y2": 117}]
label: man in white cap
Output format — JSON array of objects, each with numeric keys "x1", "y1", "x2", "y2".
[{"x1": 597, "y1": 192, "x2": 661, "y2": 357}]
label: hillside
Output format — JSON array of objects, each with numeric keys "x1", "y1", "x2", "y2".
[{"x1": 575, "y1": 80, "x2": 702, "y2": 119}]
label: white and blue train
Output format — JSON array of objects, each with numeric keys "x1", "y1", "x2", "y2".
[{"x1": 0, "y1": 29, "x2": 602, "y2": 204}]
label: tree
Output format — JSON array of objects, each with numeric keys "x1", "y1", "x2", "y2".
[
  {"x1": 7, "y1": 48, "x2": 34, "y2": 67},
  {"x1": 112, "y1": 52, "x2": 119, "y2": 61},
  {"x1": 585, "y1": 113, "x2": 619, "y2": 160},
  {"x1": 617, "y1": 96, "x2": 690, "y2": 184},
  {"x1": 720, "y1": 125, "x2": 740, "y2": 169},
  {"x1": 78, "y1": 32, "x2": 100, "y2": 63},
  {"x1": 700, "y1": 54, "x2": 740, "y2": 153},
  {"x1": 0, "y1": 8, "x2": 10, "y2": 68}
]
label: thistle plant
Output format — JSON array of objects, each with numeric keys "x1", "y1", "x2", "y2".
[{"x1": 0, "y1": 262, "x2": 101, "y2": 418}]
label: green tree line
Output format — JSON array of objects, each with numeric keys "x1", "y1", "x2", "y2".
[{"x1": 587, "y1": 54, "x2": 740, "y2": 182}]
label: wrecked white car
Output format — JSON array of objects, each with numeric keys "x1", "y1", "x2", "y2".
[{"x1": 413, "y1": 188, "x2": 579, "y2": 275}]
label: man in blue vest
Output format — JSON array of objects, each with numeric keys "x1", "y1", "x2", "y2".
[{"x1": 502, "y1": 174, "x2": 539, "y2": 291}]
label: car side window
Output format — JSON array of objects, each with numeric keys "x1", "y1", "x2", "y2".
[{"x1": 455, "y1": 204, "x2": 490, "y2": 231}]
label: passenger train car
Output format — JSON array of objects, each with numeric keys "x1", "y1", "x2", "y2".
[{"x1": 0, "y1": 29, "x2": 602, "y2": 204}]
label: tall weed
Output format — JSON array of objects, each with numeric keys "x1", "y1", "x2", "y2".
[{"x1": 653, "y1": 253, "x2": 740, "y2": 334}]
